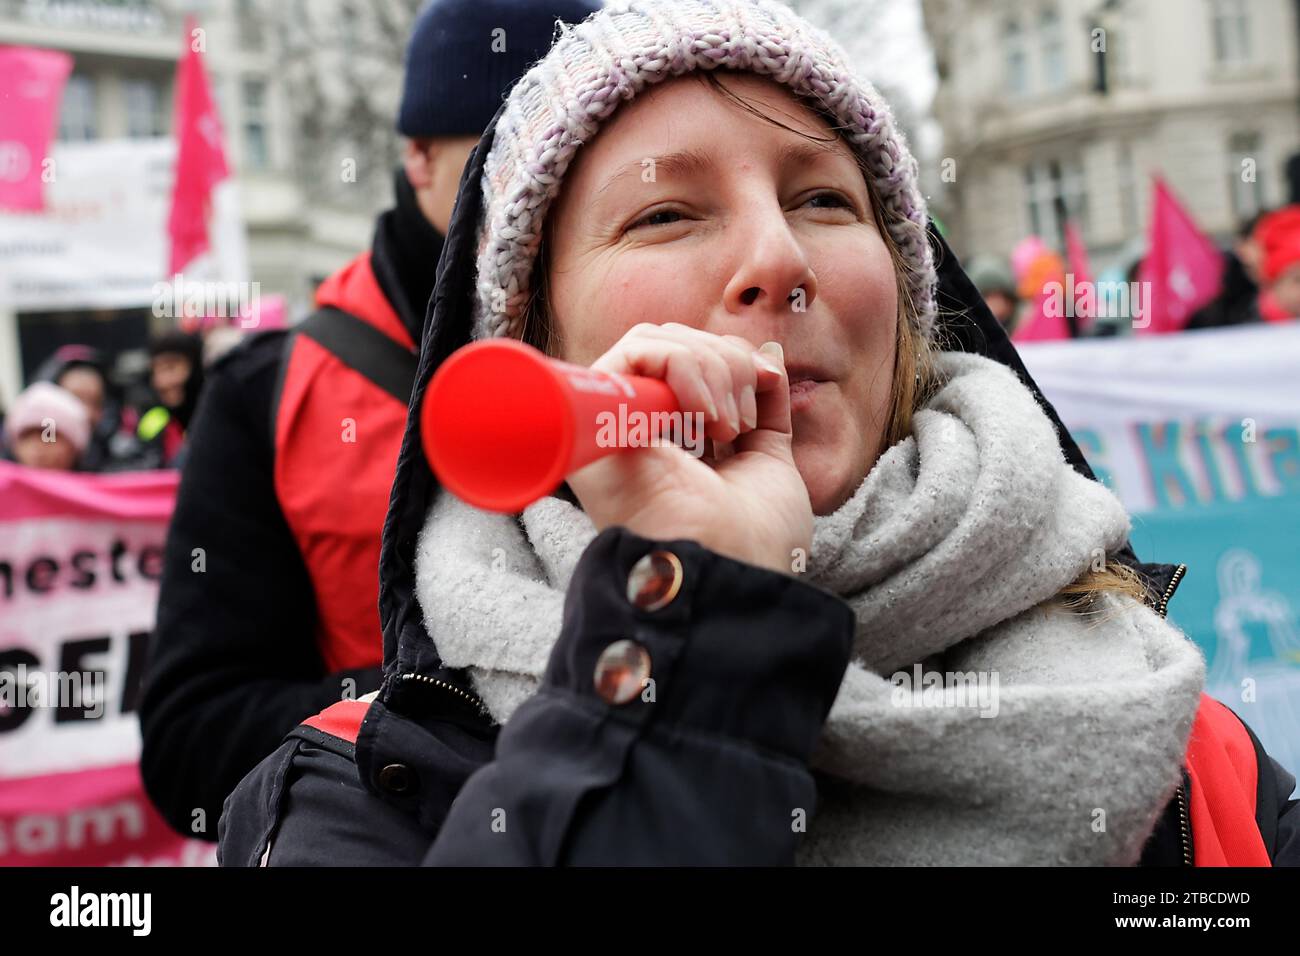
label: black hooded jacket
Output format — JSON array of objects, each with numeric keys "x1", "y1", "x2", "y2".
[
  {"x1": 139, "y1": 171, "x2": 443, "y2": 842},
  {"x1": 217, "y1": 109, "x2": 1300, "y2": 867}
]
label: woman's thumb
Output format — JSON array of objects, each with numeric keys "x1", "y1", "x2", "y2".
[{"x1": 733, "y1": 340, "x2": 794, "y2": 460}]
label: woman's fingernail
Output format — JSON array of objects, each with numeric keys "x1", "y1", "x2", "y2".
[
  {"x1": 702, "y1": 391, "x2": 719, "y2": 421},
  {"x1": 725, "y1": 392, "x2": 740, "y2": 431},
  {"x1": 758, "y1": 341, "x2": 785, "y2": 367},
  {"x1": 740, "y1": 385, "x2": 757, "y2": 429}
]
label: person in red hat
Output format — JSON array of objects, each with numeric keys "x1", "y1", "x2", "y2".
[{"x1": 1254, "y1": 205, "x2": 1300, "y2": 322}]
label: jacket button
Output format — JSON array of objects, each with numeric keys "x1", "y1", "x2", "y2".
[
  {"x1": 594, "y1": 640, "x2": 651, "y2": 705},
  {"x1": 378, "y1": 763, "x2": 416, "y2": 795},
  {"x1": 626, "y1": 550, "x2": 683, "y2": 611}
]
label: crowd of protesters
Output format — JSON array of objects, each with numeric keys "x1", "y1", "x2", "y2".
[
  {"x1": 2, "y1": 329, "x2": 210, "y2": 472},
  {"x1": 966, "y1": 201, "x2": 1300, "y2": 338}
]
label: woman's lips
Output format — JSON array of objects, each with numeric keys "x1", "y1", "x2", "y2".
[{"x1": 788, "y1": 377, "x2": 825, "y2": 413}]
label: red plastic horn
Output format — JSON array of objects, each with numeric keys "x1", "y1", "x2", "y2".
[{"x1": 421, "y1": 339, "x2": 680, "y2": 513}]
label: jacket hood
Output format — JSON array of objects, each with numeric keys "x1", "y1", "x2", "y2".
[{"x1": 375, "y1": 104, "x2": 1180, "y2": 683}]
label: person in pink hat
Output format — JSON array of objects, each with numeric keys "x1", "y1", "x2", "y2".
[{"x1": 3, "y1": 381, "x2": 90, "y2": 471}]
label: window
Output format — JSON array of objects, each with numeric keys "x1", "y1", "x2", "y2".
[
  {"x1": 237, "y1": 0, "x2": 265, "y2": 50},
  {"x1": 1091, "y1": 8, "x2": 1136, "y2": 94},
  {"x1": 58, "y1": 74, "x2": 98, "y2": 141},
  {"x1": 241, "y1": 78, "x2": 269, "y2": 170},
  {"x1": 1004, "y1": 18, "x2": 1029, "y2": 96},
  {"x1": 1108, "y1": 25, "x2": 1130, "y2": 87},
  {"x1": 1227, "y1": 132, "x2": 1265, "y2": 223},
  {"x1": 124, "y1": 79, "x2": 165, "y2": 138},
  {"x1": 1024, "y1": 157, "x2": 1089, "y2": 246},
  {"x1": 1117, "y1": 142, "x2": 1138, "y2": 236},
  {"x1": 1039, "y1": 7, "x2": 1066, "y2": 92},
  {"x1": 1209, "y1": 0, "x2": 1251, "y2": 66}
]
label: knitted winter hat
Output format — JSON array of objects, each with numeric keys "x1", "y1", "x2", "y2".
[
  {"x1": 5, "y1": 382, "x2": 90, "y2": 453},
  {"x1": 471, "y1": 0, "x2": 937, "y2": 343}
]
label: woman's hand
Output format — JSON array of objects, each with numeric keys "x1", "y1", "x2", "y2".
[{"x1": 566, "y1": 323, "x2": 813, "y2": 576}]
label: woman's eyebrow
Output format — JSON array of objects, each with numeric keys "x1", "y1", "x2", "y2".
[
  {"x1": 777, "y1": 138, "x2": 845, "y2": 171},
  {"x1": 595, "y1": 147, "x2": 715, "y2": 198}
]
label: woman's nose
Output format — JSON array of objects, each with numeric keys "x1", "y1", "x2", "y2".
[{"x1": 722, "y1": 207, "x2": 818, "y2": 317}]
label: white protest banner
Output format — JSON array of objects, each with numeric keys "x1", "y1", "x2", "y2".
[{"x1": 0, "y1": 138, "x2": 246, "y2": 311}]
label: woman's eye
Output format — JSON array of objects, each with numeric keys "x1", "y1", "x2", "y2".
[
  {"x1": 629, "y1": 209, "x2": 683, "y2": 229},
  {"x1": 804, "y1": 191, "x2": 852, "y2": 210}
]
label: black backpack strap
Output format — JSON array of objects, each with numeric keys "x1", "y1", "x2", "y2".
[
  {"x1": 296, "y1": 307, "x2": 419, "y2": 404},
  {"x1": 268, "y1": 307, "x2": 419, "y2": 444},
  {"x1": 269, "y1": 328, "x2": 297, "y2": 444}
]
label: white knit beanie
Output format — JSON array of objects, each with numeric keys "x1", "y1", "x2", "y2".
[
  {"x1": 471, "y1": 0, "x2": 936, "y2": 344},
  {"x1": 5, "y1": 382, "x2": 90, "y2": 453}
]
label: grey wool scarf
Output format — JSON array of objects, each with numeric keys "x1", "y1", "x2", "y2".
[{"x1": 415, "y1": 351, "x2": 1207, "y2": 865}]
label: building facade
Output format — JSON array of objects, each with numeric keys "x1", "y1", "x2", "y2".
[
  {"x1": 921, "y1": 0, "x2": 1300, "y2": 269},
  {"x1": 0, "y1": 0, "x2": 399, "y2": 402}
]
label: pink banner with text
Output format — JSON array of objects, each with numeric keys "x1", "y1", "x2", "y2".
[{"x1": 0, "y1": 462, "x2": 215, "y2": 866}]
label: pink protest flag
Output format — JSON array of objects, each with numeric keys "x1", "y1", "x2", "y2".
[
  {"x1": 166, "y1": 17, "x2": 230, "y2": 276},
  {"x1": 1063, "y1": 220, "x2": 1094, "y2": 333},
  {"x1": 1063, "y1": 221, "x2": 1093, "y2": 282},
  {"x1": 1136, "y1": 176, "x2": 1224, "y2": 334},
  {"x1": 242, "y1": 292, "x2": 287, "y2": 329},
  {"x1": 0, "y1": 46, "x2": 72, "y2": 211},
  {"x1": 1010, "y1": 237, "x2": 1070, "y2": 342},
  {"x1": 1012, "y1": 290, "x2": 1072, "y2": 342}
]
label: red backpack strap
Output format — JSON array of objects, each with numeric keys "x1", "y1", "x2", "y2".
[
  {"x1": 1184, "y1": 694, "x2": 1271, "y2": 866},
  {"x1": 290, "y1": 699, "x2": 373, "y2": 759}
]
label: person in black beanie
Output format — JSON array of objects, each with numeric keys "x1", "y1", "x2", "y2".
[{"x1": 139, "y1": 0, "x2": 601, "y2": 843}]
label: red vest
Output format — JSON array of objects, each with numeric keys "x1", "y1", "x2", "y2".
[{"x1": 274, "y1": 253, "x2": 415, "y2": 672}]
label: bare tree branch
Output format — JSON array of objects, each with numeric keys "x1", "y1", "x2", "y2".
[{"x1": 247, "y1": 0, "x2": 423, "y2": 211}]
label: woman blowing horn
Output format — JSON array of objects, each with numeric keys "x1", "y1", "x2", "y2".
[{"x1": 219, "y1": 0, "x2": 1299, "y2": 866}]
